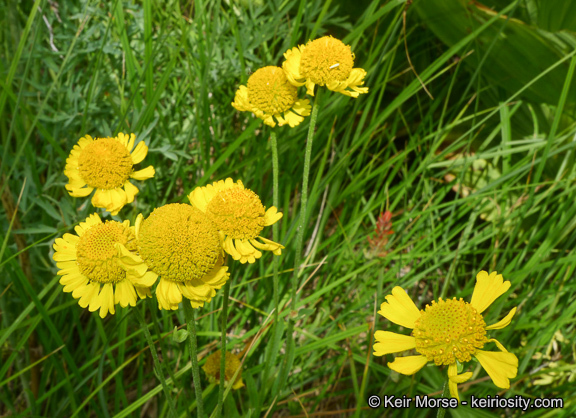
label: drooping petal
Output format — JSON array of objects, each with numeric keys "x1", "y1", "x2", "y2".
[
  {"x1": 387, "y1": 355, "x2": 428, "y2": 376},
  {"x1": 281, "y1": 110, "x2": 305, "y2": 127},
  {"x1": 250, "y1": 236, "x2": 284, "y2": 255},
  {"x1": 115, "y1": 243, "x2": 148, "y2": 276},
  {"x1": 292, "y1": 99, "x2": 311, "y2": 117},
  {"x1": 223, "y1": 236, "x2": 243, "y2": 261},
  {"x1": 130, "y1": 141, "x2": 148, "y2": 165},
  {"x1": 114, "y1": 279, "x2": 137, "y2": 308},
  {"x1": 447, "y1": 363, "x2": 473, "y2": 401},
  {"x1": 97, "y1": 283, "x2": 116, "y2": 318},
  {"x1": 235, "y1": 239, "x2": 261, "y2": 264},
  {"x1": 305, "y1": 79, "x2": 316, "y2": 96},
  {"x1": 231, "y1": 85, "x2": 253, "y2": 112},
  {"x1": 66, "y1": 186, "x2": 94, "y2": 198},
  {"x1": 134, "y1": 213, "x2": 144, "y2": 240},
  {"x1": 124, "y1": 181, "x2": 139, "y2": 204},
  {"x1": 131, "y1": 166, "x2": 155, "y2": 180},
  {"x1": 486, "y1": 307, "x2": 517, "y2": 330},
  {"x1": 127, "y1": 270, "x2": 158, "y2": 288},
  {"x1": 470, "y1": 271, "x2": 511, "y2": 314},
  {"x1": 474, "y1": 349, "x2": 518, "y2": 389},
  {"x1": 282, "y1": 45, "x2": 306, "y2": 87},
  {"x1": 373, "y1": 331, "x2": 416, "y2": 356},
  {"x1": 377, "y1": 287, "x2": 421, "y2": 329}
]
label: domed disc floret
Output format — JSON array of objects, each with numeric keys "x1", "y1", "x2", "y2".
[
  {"x1": 76, "y1": 221, "x2": 136, "y2": 284},
  {"x1": 247, "y1": 66, "x2": 298, "y2": 115},
  {"x1": 137, "y1": 204, "x2": 221, "y2": 283},
  {"x1": 206, "y1": 188, "x2": 266, "y2": 240},
  {"x1": 413, "y1": 297, "x2": 488, "y2": 365},
  {"x1": 300, "y1": 36, "x2": 354, "y2": 86},
  {"x1": 78, "y1": 138, "x2": 133, "y2": 189}
]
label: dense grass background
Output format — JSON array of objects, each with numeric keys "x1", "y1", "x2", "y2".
[{"x1": 2, "y1": 0, "x2": 576, "y2": 416}]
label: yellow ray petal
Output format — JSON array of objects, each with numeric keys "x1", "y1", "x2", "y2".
[
  {"x1": 470, "y1": 271, "x2": 511, "y2": 314},
  {"x1": 115, "y1": 243, "x2": 148, "y2": 276},
  {"x1": 474, "y1": 350, "x2": 518, "y2": 389},
  {"x1": 131, "y1": 165, "x2": 155, "y2": 180},
  {"x1": 98, "y1": 283, "x2": 116, "y2": 318},
  {"x1": 66, "y1": 186, "x2": 94, "y2": 198},
  {"x1": 377, "y1": 287, "x2": 421, "y2": 329},
  {"x1": 124, "y1": 181, "x2": 139, "y2": 204},
  {"x1": 292, "y1": 99, "x2": 311, "y2": 116},
  {"x1": 282, "y1": 46, "x2": 306, "y2": 86},
  {"x1": 126, "y1": 133, "x2": 136, "y2": 152},
  {"x1": 223, "y1": 236, "x2": 243, "y2": 261},
  {"x1": 231, "y1": 85, "x2": 252, "y2": 112},
  {"x1": 131, "y1": 141, "x2": 148, "y2": 165},
  {"x1": 115, "y1": 279, "x2": 137, "y2": 308},
  {"x1": 373, "y1": 331, "x2": 416, "y2": 356},
  {"x1": 486, "y1": 307, "x2": 517, "y2": 330},
  {"x1": 387, "y1": 355, "x2": 428, "y2": 376}
]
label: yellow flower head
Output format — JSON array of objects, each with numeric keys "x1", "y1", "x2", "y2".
[
  {"x1": 136, "y1": 203, "x2": 229, "y2": 310},
  {"x1": 64, "y1": 133, "x2": 155, "y2": 215},
  {"x1": 202, "y1": 350, "x2": 244, "y2": 390},
  {"x1": 52, "y1": 213, "x2": 155, "y2": 318},
  {"x1": 283, "y1": 35, "x2": 369, "y2": 97},
  {"x1": 232, "y1": 66, "x2": 311, "y2": 128},
  {"x1": 373, "y1": 271, "x2": 518, "y2": 401},
  {"x1": 188, "y1": 178, "x2": 284, "y2": 264}
]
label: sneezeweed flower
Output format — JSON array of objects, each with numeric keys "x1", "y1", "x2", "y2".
[
  {"x1": 202, "y1": 350, "x2": 244, "y2": 390},
  {"x1": 188, "y1": 178, "x2": 283, "y2": 264},
  {"x1": 136, "y1": 203, "x2": 230, "y2": 310},
  {"x1": 64, "y1": 133, "x2": 155, "y2": 215},
  {"x1": 373, "y1": 271, "x2": 518, "y2": 401},
  {"x1": 283, "y1": 35, "x2": 369, "y2": 97},
  {"x1": 53, "y1": 213, "x2": 155, "y2": 318},
  {"x1": 231, "y1": 66, "x2": 311, "y2": 128}
]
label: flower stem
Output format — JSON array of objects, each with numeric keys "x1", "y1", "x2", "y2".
[
  {"x1": 291, "y1": 89, "x2": 322, "y2": 312},
  {"x1": 270, "y1": 130, "x2": 280, "y2": 324},
  {"x1": 183, "y1": 301, "x2": 205, "y2": 418},
  {"x1": 436, "y1": 378, "x2": 451, "y2": 418},
  {"x1": 133, "y1": 306, "x2": 178, "y2": 418},
  {"x1": 216, "y1": 281, "x2": 230, "y2": 418}
]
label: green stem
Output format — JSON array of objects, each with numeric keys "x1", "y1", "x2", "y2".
[
  {"x1": 216, "y1": 281, "x2": 230, "y2": 418},
  {"x1": 291, "y1": 90, "x2": 322, "y2": 313},
  {"x1": 436, "y1": 378, "x2": 451, "y2": 418},
  {"x1": 133, "y1": 307, "x2": 178, "y2": 418},
  {"x1": 183, "y1": 302, "x2": 205, "y2": 418},
  {"x1": 270, "y1": 130, "x2": 280, "y2": 324}
]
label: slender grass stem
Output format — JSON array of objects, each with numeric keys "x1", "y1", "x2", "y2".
[
  {"x1": 133, "y1": 307, "x2": 178, "y2": 418},
  {"x1": 183, "y1": 302, "x2": 205, "y2": 418},
  {"x1": 216, "y1": 281, "x2": 230, "y2": 418},
  {"x1": 270, "y1": 130, "x2": 280, "y2": 324},
  {"x1": 291, "y1": 90, "x2": 322, "y2": 312}
]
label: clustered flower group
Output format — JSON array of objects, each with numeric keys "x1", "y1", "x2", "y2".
[
  {"x1": 53, "y1": 33, "x2": 518, "y2": 402},
  {"x1": 232, "y1": 36, "x2": 368, "y2": 128}
]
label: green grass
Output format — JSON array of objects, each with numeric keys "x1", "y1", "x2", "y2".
[{"x1": 1, "y1": 0, "x2": 576, "y2": 416}]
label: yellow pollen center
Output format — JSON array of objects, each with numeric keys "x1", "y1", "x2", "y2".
[
  {"x1": 412, "y1": 298, "x2": 488, "y2": 365},
  {"x1": 78, "y1": 138, "x2": 133, "y2": 189},
  {"x1": 300, "y1": 36, "x2": 354, "y2": 85},
  {"x1": 247, "y1": 66, "x2": 298, "y2": 115},
  {"x1": 206, "y1": 188, "x2": 266, "y2": 240},
  {"x1": 203, "y1": 351, "x2": 242, "y2": 383},
  {"x1": 137, "y1": 204, "x2": 221, "y2": 283},
  {"x1": 76, "y1": 221, "x2": 136, "y2": 283}
]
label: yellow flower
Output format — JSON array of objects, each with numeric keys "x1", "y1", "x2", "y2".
[
  {"x1": 283, "y1": 35, "x2": 369, "y2": 97},
  {"x1": 188, "y1": 178, "x2": 284, "y2": 264},
  {"x1": 64, "y1": 133, "x2": 155, "y2": 215},
  {"x1": 373, "y1": 271, "x2": 518, "y2": 401},
  {"x1": 52, "y1": 213, "x2": 155, "y2": 318},
  {"x1": 232, "y1": 66, "x2": 311, "y2": 128},
  {"x1": 202, "y1": 350, "x2": 244, "y2": 390},
  {"x1": 136, "y1": 204, "x2": 230, "y2": 310}
]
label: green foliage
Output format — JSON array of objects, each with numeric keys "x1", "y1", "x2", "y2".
[{"x1": 1, "y1": 0, "x2": 576, "y2": 416}]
